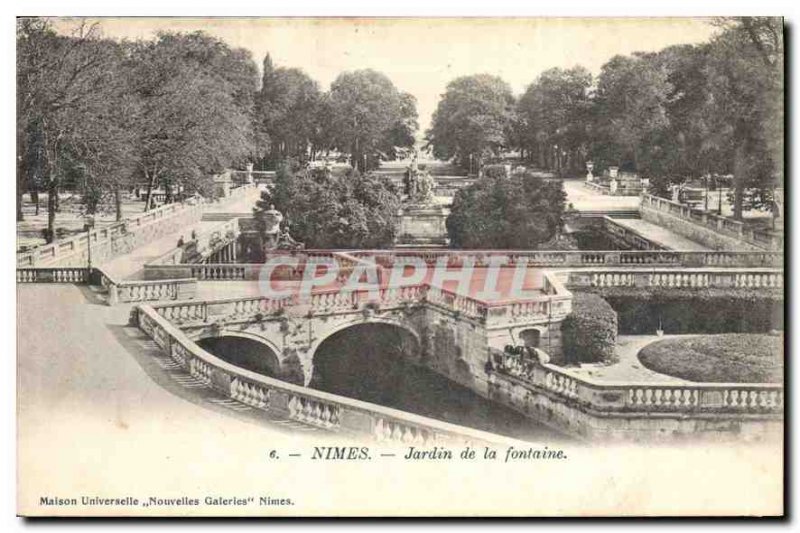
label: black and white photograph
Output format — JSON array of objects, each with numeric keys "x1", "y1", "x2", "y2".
[{"x1": 13, "y1": 13, "x2": 785, "y2": 517}]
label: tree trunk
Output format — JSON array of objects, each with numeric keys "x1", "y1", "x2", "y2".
[
  {"x1": 16, "y1": 182, "x2": 24, "y2": 222},
  {"x1": 32, "y1": 186, "x2": 39, "y2": 216},
  {"x1": 46, "y1": 174, "x2": 57, "y2": 244},
  {"x1": 733, "y1": 143, "x2": 746, "y2": 221},
  {"x1": 114, "y1": 187, "x2": 122, "y2": 221},
  {"x1": 143, "y1": 170, "x2": 157, "y2": 212}
]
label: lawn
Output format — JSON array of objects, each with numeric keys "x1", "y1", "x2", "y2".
[{"x1": 637, "y1": 333, "x2": 783, "y2": 383}]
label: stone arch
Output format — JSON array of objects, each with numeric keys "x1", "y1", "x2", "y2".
[
  {"x1": 194, "y1": 331, "x2": 282, "y2": 380},
  {"x1": 518, "y1": 327, "x2": 544, "y2": 349},
  {"x1": 307, "y1": 319, "x2": 423, "y2": 395},
  {"x1": 307, "y1": 316, "x2": 422, "y2": 366}
]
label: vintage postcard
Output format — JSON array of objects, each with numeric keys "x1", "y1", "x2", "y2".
[{"x1": 16, "y1": 16, "x2": 784, "y2": 517}]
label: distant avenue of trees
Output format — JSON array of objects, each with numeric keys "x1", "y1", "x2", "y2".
[
  {"x1": 18, "y1": 16, "x2": 783, "y2": 249},
  {"x1": 16, "y1": 18, "x2": 418, "y2": 243},
  {"x1": 426, "y1": 17, "x2": 783, "y2": 220}
]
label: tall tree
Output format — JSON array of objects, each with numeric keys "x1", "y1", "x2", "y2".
[
  {"x1": 516, "y1": 66, "x2": 593, "y2": 174},
  {"x1": 127, "y1": 31, "x2": 256, "y2": 210},
  {"x1": 704, "y1": 17, "x2": 783, "y2": 219},
  {"x1": 327, "y1": 69, "x2": 415, "y2": 172},
  {"x1": 592, "y1": 54, "x2": 672, "y2": 174},
  {"x1": 256, "y1": 55, "x2": 323, "y2": 165},
  {"x1": 426, "y1": 74, "x2": 516, "y2": 171},
  {"x1": 17, "y1": 18, "x2": 125, "y2": 240}
]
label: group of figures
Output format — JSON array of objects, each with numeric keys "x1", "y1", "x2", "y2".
[
  {"x1": 403, "y1": 151, "x2": 435, "y2": 204},
  {"x1": 259, "y1": 204, "x2": 305, "y2": 251}
]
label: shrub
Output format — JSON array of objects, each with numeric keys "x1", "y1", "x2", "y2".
[
  {"x1": 581, "y1": 287, "x2": 783, "y2": 334},
  {"x1": 255, "y1": 162, "x2": 401, "y2": 249},
  {"x1": 446, "y1": 172, "x2": 566, "y2": 249},
  {"x1": 562, "y1": 293, "x2": 618, "y2": 364}
]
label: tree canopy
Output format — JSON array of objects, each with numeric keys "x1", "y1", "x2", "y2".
[
  {"x1": 326, "y1": 69, "x2": 416, "y2": 172},
  {"x1": 255, "y1": 162, "x2": 401, "y2": 249},
  {"x1": 446, "y1": 172, "x2": 567, "y2": 249},
  {"x1": 426, "y1": 74, "x2": 516, "y2": 171}
]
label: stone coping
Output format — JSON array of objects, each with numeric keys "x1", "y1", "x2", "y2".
[{"x1": 137, "y1": 303, "x2": 525, "y2": 446}]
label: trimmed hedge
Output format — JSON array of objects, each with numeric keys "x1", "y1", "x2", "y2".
[
  {"x1": 581, "y1": 287, "x2": 783, "y2": 335},
  {"x1": 562, "y1": 293, "x2": 618, "y2": 364}
]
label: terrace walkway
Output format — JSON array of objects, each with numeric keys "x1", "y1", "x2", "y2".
[
  {"x1": 17, "y1": 283, "x2": 332, "y2": 511},
  {"x1": 561, "y1": 335, "x2": 691, "y2": 383},
  {"x1": 100, "y1": 190, "x2": 262, "y2": 281},
  {"x1": 610, "y1": 218, "x2": 710, "y2": 251}
]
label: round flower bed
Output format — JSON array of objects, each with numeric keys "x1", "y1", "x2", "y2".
[{"x1": 637, "y1": 333, "x2": 783, "y2": 383}]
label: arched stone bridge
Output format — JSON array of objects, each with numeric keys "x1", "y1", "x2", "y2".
[{"x1": 148, "y1": 271, "x2": 573, "y2": 397}]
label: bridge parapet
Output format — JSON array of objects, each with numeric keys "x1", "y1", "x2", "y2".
[
  {"x1": 136, "y1": 304, "x2": 522, "y2": 445},
  {"x1": 336, "y1": 249, "x2": 782, "y2": 269},
  {"x1": 489, "y1": 349, "x2": 783, "y2": 440},
  {"x1": 640, "y1": 193, "x2": 783, "y2": 251},
  {"x1": 566, "y1": 268, "x2": 784, "y2": 290}
]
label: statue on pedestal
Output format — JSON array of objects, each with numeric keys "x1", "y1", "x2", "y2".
[
  {"x1": 404, "y1": 150, "x2": 435, "y2": 204},
  {"x1": 260, "y1": 204, "x2": 283, "y2": 251},
  {"x1": 259, "y1": 204, "x2": 304, "y2": 251}
]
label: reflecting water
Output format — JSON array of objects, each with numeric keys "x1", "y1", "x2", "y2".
[{"x1": 309, "y1": 324, "x2": 569, "y2": 442}]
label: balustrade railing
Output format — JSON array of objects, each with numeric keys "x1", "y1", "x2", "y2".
[
  {"x1": 338, "y1": 249, "x2": 782, "y2": 268},
  {"x1": 98, "y1": 267, "x2": 196, "y2": 305},
  {"x1": 491, "y1": 351, "x2": 783, "y2": 417},
  {"x1": 641, "y1": 193, "x2": 783, "y2": 251},
  {"x1": 568, "y1": 268, "x2": 783, "y2": 290},
  {"x1": 135, "y1": 304, "x2": 518, "y2": 445},
  {"x1": 16, "y1": 267, "x2": 88, "y2": 283}
]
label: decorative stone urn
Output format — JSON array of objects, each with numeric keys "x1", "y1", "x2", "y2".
[
  {"x1": 260, "y1": 204, "x2": 284, "y2": 251},
  {"x1": 586, "y1": 161, "x2": 594, "y2": 182}
]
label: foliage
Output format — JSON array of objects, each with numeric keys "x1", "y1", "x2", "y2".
[
  {"x1": 426, "y1": 74, "x2": 516, "y2": 170},
  {"x1": 638, "y1": 333, "x2": 783, "y2": 383},
  {"x1": 254, "y1": 161, "x2": 401, "y2": 248},
  {"x1": 592, "y1": 54, "x2": 672, "y2": 174},
  {"x1": 584, "y1": 287, "x2": 784, "y2": 334},
  {"x1": 17, "y1": 19, "x2": 137, "y2": 235},
  {"x1": 256, "y1": 54, "x2": 323, "y2": 165},
  {"x1": 562, "y1": 293, "x2": 618, "y2": 364},
  {"x1": 127, "y1": 31, "x2": 257, "y2": 209},
  {"x1": 515, "y1": 67, "x2": 593, "y2": 175},
  {"x1": 326, "y1": 69, "x2": 417, "y2": 172},
  {"x1": 446, "y1": 172, "x2": 566, "y2": 249}
]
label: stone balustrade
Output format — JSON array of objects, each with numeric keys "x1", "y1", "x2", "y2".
[
  {"x1": 17, "y1": 201, "x2": 205, "y2": 268},
  {"x1": 16, "y1": 267, "x2": 88, "y2": 283},
  {"x1": 566, "y1": 268, "x2": 783, "y2": 290},
  {"x1": 337, "y1": 249, "x2": 782, "y2": 269},
  {"x1": 135, "y1": 304, "x2": 520, "y2": 445},
  {"x1": 641, "y1": 193, "x2": 783, "y2": 251},
  {"x1": 491, "y1": 351, "x2": 783, "y2": 417},
  {"x1": 97, "y1": 267, "x2": 197, "y2": 306}
]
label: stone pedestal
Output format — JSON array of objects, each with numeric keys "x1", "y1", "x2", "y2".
[
  {"x1": 213, "y1": 172, "x2": 232, "y2": 198},
  {"x1": 396, "y1": 203, "x2": 450, "y2": 247}
]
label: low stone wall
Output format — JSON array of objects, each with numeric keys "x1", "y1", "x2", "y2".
[
  {"x1": 97, "y1": 267, "x2": 197, "y2": 306},
  {"x1": 487, "y1": 355, "x2": 783, "y2": 442},
  {"x1": 640, "y1": 194, "x2": 782, "y2": 251},
  {"x1": 135, "y1": 304, "x2": 521, "y2": 445},
  {"x1": 565, "y1": 268, "x2": 783, "y2": 291},
  {"x1": 602, "y1": 217, "x2": 668, "y2": 250},
  {"x1": 17, "y1": 202, "x2": 205, "y2": 268}
]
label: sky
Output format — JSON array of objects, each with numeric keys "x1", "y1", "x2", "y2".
[{"x1": 51, "y1": 17, "x2": 720, "y2": 133}]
